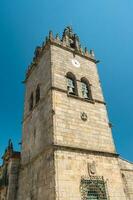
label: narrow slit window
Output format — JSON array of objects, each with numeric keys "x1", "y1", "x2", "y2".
[
  {"x1": 36, "y1": 85, "x2": 40, "y2": 104},
  {"x1": 29, "y1": 93, "x2": 34, "y2": 111}
]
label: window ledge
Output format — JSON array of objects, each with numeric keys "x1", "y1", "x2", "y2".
[
  {"x1": 67, "y1": 93, "x2": 95, "y2": 104},
  {"x1": 51, "y1": 87, "x2": 106, "y2": 105}
]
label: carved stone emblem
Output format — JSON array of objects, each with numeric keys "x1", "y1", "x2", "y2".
[
  {"x1": 81, "y1": 112, "x2": 88, "y2": 121},
  {"x1": 88, "y1": 161, "x2": 97, "y2": 176}
]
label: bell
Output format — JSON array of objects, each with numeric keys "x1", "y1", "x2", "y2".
[
  {"x1": 83, "y1": 91, "x2": 88, "y2": 98},
  {"x1": 68, "y1": 86, "x2": 74, "y2": 94},
  {"x1": 67, "y1": 78, "x2": 74, "y2": 94},
  {"x1": 82, "y1": 83, "x2": 88, "y2": 98}
]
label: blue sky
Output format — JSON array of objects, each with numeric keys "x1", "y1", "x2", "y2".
[{"x1": 0, "y1": 0, "x2": 133, "y2": 164}]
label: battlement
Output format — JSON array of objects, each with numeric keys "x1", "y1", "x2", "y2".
[{"x1": 25, "y1": 26, "x2": 97, "y2": 82}]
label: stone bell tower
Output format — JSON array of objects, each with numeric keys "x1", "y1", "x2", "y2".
[{"x1": 16, "y1": 26, "x2": 127, "y2": 200}]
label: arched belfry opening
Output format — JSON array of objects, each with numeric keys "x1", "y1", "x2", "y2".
[
  {"x1": 66, "y1": 72, "x2": 78, "y2": 96},
  {"x1": 81, "y1": 77, "x2": 92, "y2": 100}
]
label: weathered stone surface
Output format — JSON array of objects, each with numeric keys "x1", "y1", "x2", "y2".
[
  {"x1": 51, "y1": 45, "x2": 115, "y2": 153},
  {"x1": 119, "y1": 158, "x2": 133, "y2": 200},
  {"x1": 0, "y1": 141, "x2": 20, "y2": 200},
  {"x1": 54, "y1": 150, "x2": 126, "y2": 200},
  {"x1": 0, "y1": 27, "x2": 133, "y2": 200},
  {"x1": 17, "y1": 149, "x2": 55, "y2": 200}
]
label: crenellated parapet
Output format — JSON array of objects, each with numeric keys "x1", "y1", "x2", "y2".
[{"x1": 25, "y1": 26, "x2": 97, "y2": 81}]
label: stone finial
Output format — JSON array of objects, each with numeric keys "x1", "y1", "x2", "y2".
[
  {"x1": 63, "y1": 34, "x2": 71, "y2": 47},
  {"x1": 8, "y1": 139, "x2": 13, "y2": 151},
  {"x1": 79, "y1": 45, "x2": 83, "y2": 54},
  {"x1": 33, "y1": 46, "x2": 42, "y2": 64},
  {"x1": 49, "y1": 30, "x2": 53, "y2": 41},
  {"x1": 56, "y1": 33, "x2": 60, "y2": 41},
  {"x1": 62, "y1": 26, "x2": 73, "y2": 38},
  {"x1": 62, "y1": 26, "x2": 81, "y2": 51},
  {"x1": 74, "y1": 34, "x2": 80, "y2": 51},
  {"x1": 90, "y1": 49, "x2": 95, "y2": 57},
  {"x1": 45, "y1": 36, "x2": 49, "y2": 43},
  {"x1": 41, "y1": 36, "x2": 49, "y2": 48},
  {"x1": 2, "y1": 139, "x2": 14, "y2": 163},
  {"x1": 84, "y1": 47, "x2": 89, "y2": 57},
  {"x1": 34, "y1": 46, "x2": 42, "y2": 57},
  {"x1": 62, "y1": 35, "x2": 67, "y2": 46}
]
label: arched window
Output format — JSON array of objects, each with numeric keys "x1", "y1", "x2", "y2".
[
  {"x1": 66, "y1": 72, "x2": 78, "y2": 95},
  {"x1": 81, "y1": 77, "x2": 92, "y2": 100},
  {"x1": 29, "y1": 92, "x2": 33, "y2": 111},
  {"x1": 35, "y1": 85, "x2": 40, "y2": 104}
]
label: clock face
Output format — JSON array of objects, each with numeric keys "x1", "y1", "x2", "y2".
[{"x1": 71, "y1": 59, "x2": 80, "y2": 68}]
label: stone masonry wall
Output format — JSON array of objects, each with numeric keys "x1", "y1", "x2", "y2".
[
  {"x1": 17, "y1": 42, "x2": 132, "y2": 200},
  {"x1": 54, "y1": 149, "x2": 127, "y2": 200},
  {"x1": 51, "y1": 45, "x2": 116, "y2": 153},
  {"x1": 7, "y1": 158, "x2": 20, "y2": 200},
  {"x1": 22, "y1": 47, "x2": 53, "y2": 165},
  {"x1": 119, "y1": 158, "x2": 133, "y2": 200},
  {"x1": 17, "y1": 149, "x2": 55, "y2": 200}
]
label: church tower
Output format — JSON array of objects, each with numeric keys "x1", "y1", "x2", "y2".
[{"x1": 16, "y1": 27, "x2": 127, "y2": 200}]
